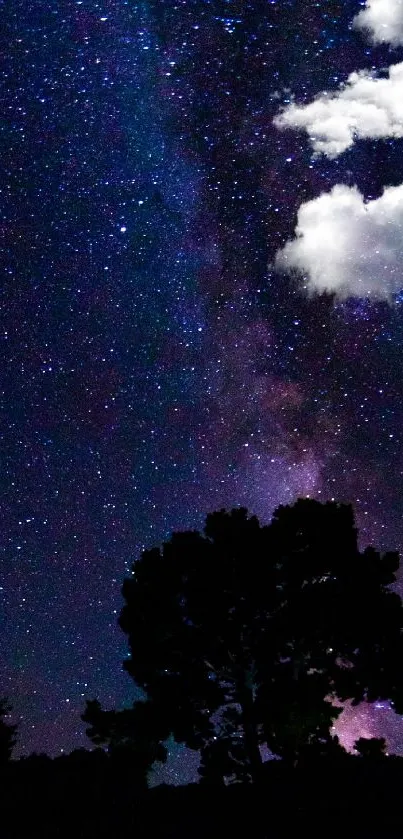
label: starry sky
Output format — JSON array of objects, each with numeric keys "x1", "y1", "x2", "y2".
[{"x1": 3, "y1": 0, "x2": 403, "y2": 783}]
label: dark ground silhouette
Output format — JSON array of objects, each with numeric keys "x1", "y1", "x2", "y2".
[{"x1": 1, "y1": 749, "x2": 403, "y2": 837}]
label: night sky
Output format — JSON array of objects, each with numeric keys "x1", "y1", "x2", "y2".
[{"x1": 3, "y1": 0, "x2": 403, "y2": 783}]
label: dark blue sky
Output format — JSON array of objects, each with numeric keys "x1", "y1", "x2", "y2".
[{"x1": 2, "y1": 0, "x2": 403, "y2": 781}]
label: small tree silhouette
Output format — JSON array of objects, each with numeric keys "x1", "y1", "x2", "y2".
[
  {"x1": 0, "y1": 699, "x2": 17, "y2": 763},
  {"x1": 354, "y1": 737, "x2": 387, "y2": 759},
  {"x1": 82, "y1": 698, "x2": 167, "y2": 786}
]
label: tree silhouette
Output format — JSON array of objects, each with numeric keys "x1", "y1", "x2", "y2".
[
  {"x1": 82, "y1": 698, "x2": 168, "y2": 786},
  {"x1": 354, "y1": 737, "x2": 387, "y2": 760},
  {"x1": 118, "y1": 500, "x2": 403, "y2": 783},
  {"x1": 260, "y1": 671, "x2": 344, "y2": 766},
  {"x1": 0, "y1": 699, "x2": 17, "y2": 763}
]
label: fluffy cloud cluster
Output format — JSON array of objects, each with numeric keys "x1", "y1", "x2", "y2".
[
  {"x1": 274, "y1": 63, "x2": 403, "y2": 158},
  {"x1": 275, "y1": 183, "x2": 403, "y2": 299},
  {"x1": 353, "y1": 0, "x2": 403, "y2": 46}
]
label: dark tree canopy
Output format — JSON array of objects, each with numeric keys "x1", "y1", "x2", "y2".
[
  {"x1": 0, "y1": 699, "x2": 17, "y2": 764},
  {"x1": 117, "y1": 499, "x2": 403, "y2": 783}
]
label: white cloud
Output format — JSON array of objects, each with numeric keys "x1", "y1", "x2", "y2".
[
  {"x1": 353, "y1": 0, "x2": 403, "y2": 46},
  {"x1": 274, "y1": 62, "x2": 403, "y2": 158},
  {"x1": 274, "y1": 183, "x2": 403, "y2": 299}
]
